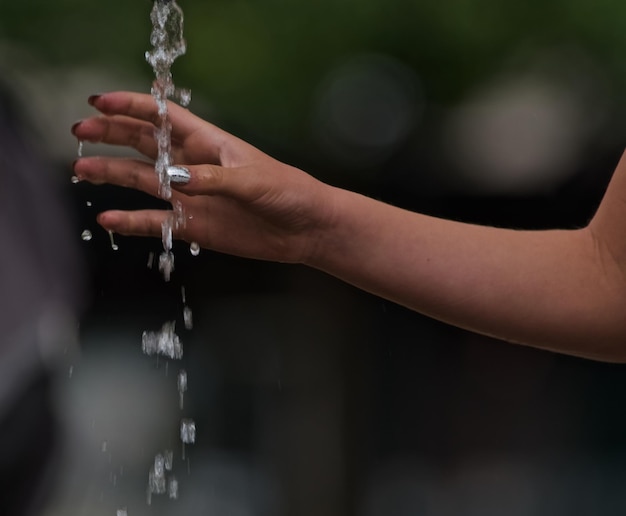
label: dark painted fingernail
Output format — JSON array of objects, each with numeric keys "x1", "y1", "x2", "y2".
[
  {"x1": 167, "y1": 166, "x2": 191, "y2": 184},
  {"x1": 71, "y1": 120, "x2": 83, "y2": 135},
  {"x1": 88, "y1": 94, "x2": 103, "y2": 106}
]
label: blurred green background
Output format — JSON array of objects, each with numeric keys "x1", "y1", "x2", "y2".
[
  {"x1": 4, "y1": 0, "x2": 626, "y2": 190},
  {"x1": 3, "y1": 1, "x2": 626, "y2": 516}
]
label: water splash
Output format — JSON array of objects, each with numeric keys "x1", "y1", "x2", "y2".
[
  {"x1": 142, "y1": 1, "x2": 196, "y2": 506},
  {"x1": 146, "y1": 449, "x2": 176, "y2": 505},
  {"x1": 141, "y1": 321, "x2": 183, "y2": 360},
  {"x1": 180, "y1": 418, "x2": 196, "y2": 444},
  {"x1": 147, "y1": 453, "x2": 167, "y2": 504},
  {"x1": 145, "y1": 0, "x2": 188, "y2": 200}
]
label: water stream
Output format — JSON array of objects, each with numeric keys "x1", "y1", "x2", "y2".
[
  {"x1": 142, "y1": 0, "x2": 196, "y2": 510},
  {"x1": 73, "y1": 3, "x2": 198, "y2": 512}
]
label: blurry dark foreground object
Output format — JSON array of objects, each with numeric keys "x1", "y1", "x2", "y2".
[{"x1": 0, "y1": 80, "x2": 82, "y2": 514}]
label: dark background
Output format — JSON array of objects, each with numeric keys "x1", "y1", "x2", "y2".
[{"x1": 3, "y1": 0, "x2": 626, "y2": 514}]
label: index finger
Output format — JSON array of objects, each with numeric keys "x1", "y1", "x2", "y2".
[
  {"x1": 89, "y1": 91, "x2": 212, "y2": 142},
  {"x1": 87, "y1": 91, "x2": 267, "y2": 168}
]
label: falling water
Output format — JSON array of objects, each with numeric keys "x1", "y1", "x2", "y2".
[
  {"x1": 177, "y1": 369, "x2": 187, "y2": 410},
  {"x1": 107, "y1": 230, "x2": 119, "y2": 251},
  {"x1": 141, "y1": 0, "x2": 196, "y2": 510},
  {"x1": 141, "y1": 321, "x2": 183, "y2": 360},
  {"x1": 145, "y1": 0, "x2": 189, "y2": 201},
  {"x1": 183, "y1": 306, "x2": 193, "y2": 330}
]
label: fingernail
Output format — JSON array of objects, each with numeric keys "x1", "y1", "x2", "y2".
[
  {"x1": 167, "y1": 166, "x2": 191, "y2": 184},
  {"x1": 71, "y1": 120, "x2": 83, "y2": 135},
  {"x1": 88, "y1": 94, "x2": 103, "y2": 106}
]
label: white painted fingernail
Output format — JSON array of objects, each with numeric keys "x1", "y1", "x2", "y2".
[{"x1": 167, "y1": 166, "x2": 191, "y2": 184}]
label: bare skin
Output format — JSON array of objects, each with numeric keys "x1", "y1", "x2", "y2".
[{"x1": 72, "y1": 91, "x2": 626, "y2": 362}]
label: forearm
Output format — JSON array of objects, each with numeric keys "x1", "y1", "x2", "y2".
[{"x1": 307, "y1": 186, "x2": 626, "y2": 361}]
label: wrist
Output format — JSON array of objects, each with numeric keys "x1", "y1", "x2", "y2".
[{"x1": 300, "y1": 184, "x2": 345, "y2": 269}]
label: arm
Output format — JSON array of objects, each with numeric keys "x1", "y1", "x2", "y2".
[
  {"x1": 314, "y1": 185, "x2": 626, "y2": 361},
  {"x1": 72, "y1": 92, "x2": 626, "y2": 362}
]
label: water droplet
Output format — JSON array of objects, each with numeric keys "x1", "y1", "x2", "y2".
[
  {"x1": 86, "y1": 201, "x2": 92, "y2": 207},
  {"x1": 159, "y1": 251, "x2": 175, "y2": 281},
  {"x1": 68, "y1": 365, "x2": 74, "y2": 379},
  {"x1": 108, "y1": 230, "x2": 119, "y2": 251},
  {"x1": 147, "y1": 251, "x2": 155, "y2": 269},
  {"x1": 168, "y1": 477, "x2": 179, "y2": 499},
  {"x1": 179, "y1": 88, "x2": 192, "y2": 107},
  {"x1": 178, "y1": 370, "x2": 187, "y2": 393},
  {"x1": 164, "y1": 449, "x2": 174, "y2": 471},
  {"x1": 117, "y1": 508, "x2": 127, "y2": 516},
  {"x1": 101, "y1": 440, "x2": 108, "y2": 453},
  {"x1": 190, "y1": 242, "x2": 200, "y2": 256},
  {"x1": 180, "y1": 418, "x2": 196, "y2": 444},
  {"x1": 178, "y1": 369, "x2": 187, "y2": 409},
  {"x1": 77, "y1": 140, "x2": 84, "y2": 157},
  {"x1": 71, "y1": 175, "x2": 80, "y2": 184},
  {"x1": 161, "y1": 217, "x2": 173, "y2": 252},
  {"x1": 81, "y1": 230, "x2": 92, "y2": 241},
  {"x1": 148, "y1": 454, "x2": 167, "y2": 496},
  {"x1": 142, "y1": 322, "x2": 183, "y2": 360},
  {"x1": 183, "y1": 306, "x2": 193, "y2": 330}
]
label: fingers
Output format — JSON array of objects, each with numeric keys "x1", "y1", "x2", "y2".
[
  {"x1": 97, "y1": 209, "x2": 168, "y2": 238},
  {"x1": 74, "y1": 157, "x2": 161, "y2": 197},
  {"x1": 74, "y1": 91, "x2": 267, "y2": 169},
  {"x1": 89, "y1": 91, "x2": 209, "y2": 143},
  {"x1": 75, "y1": 91, "x2": 240, "y2": 165}
]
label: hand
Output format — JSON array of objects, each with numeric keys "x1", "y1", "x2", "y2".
[{"x1": 71, "y1": 91, "x2": 335, "y2": 264}]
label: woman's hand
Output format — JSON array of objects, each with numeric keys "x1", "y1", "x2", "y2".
[
  {"x1": 71, "y1": 91, "x2": 626, "y2": 361},
  {"x1": 71, "y1": 91, "x2": 335, "y2": 264}
]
